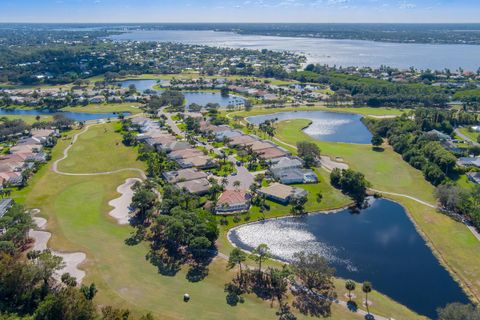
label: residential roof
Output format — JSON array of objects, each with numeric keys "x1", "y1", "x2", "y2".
[
  {"x1": 0, "y1": 198, "x2": 13, "y2": 218},
  {"x1": 245, "y1": 140, "x2": 276, "y2": 151},
  {"x1": 168, "y1": 148, "x2": 205, "y2": 160},
  {"x1": 176, "y1": 178, "x2": 211, "y2": 195},
  {"x1": 177, "y1": 155, "x2": 216, "y2": 168},
  {"x1": 458, "y1": 157, "x2": 480, "y2": 167},
  {"x1": 270, "y1": 157, "x2": 303, "y2": 171},
  {"x1": 228, "y1": 135, "x2": 259, "y2": 146},
  {"x1": 163, "y1": 168, "x2": 208, "y2": 184},
  {"x1": 217, "y1": 190, "x2": 250, "y2": 206},
  {"x1": 258, "y1": 147, "x2": 288, "y2": 160},
  {"x1": 259, "y1": 183, "x2": 307, "y2": 201}
]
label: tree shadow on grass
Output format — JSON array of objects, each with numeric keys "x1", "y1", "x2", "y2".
[
  {"x1": 146, "y1": 250, "x2": 182, "y2": 276},
  {"x1": 186, "y1": 263, "x2": 209, "y2": 282},
  {"x1": 347, "y1": 300, "x2": 358, "y2": 312},
  {"x1": 372, "y1": 147, "x2": 385, "y2": 152}
]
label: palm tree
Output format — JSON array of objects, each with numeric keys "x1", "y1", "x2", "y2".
[
  {"x1": 250, "y1": 243, "x2": 271, "y2": 273},
  {"x1": 227, "y1": 248, "x2": 247, "y2": 278},
  {"x1": 362, "y1": 281, "x2": 372, "y2": 314},
  {"x1": 345, "y1": 280, "x2": 356, "y2": 300}
]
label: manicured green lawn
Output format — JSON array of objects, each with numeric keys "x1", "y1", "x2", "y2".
[
  {"x1": 9, "y1": 121, "x2": 425, "y2": 320},
  {"x1": 227, "y1": 105, "x2": 408, "y2": 119},
  {"x1": 458, "y1": 127, "x2": 479, "y2": 143},
  {"x1": 62, "y1": 103, "x2": 143, "y2": 114},
  {"x1": 0, "y1": 114, "x2": 54, "y2": 124},
  {"x1": 274, "y1": 118, "x2": 480, "y2": 303}
]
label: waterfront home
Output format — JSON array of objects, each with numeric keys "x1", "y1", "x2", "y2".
[
  {"x1": 270, "y1": 157, "x2": 303, "y2": 171},
  {"x1": 176, "y1": 178, "x2": 211, "y2": 195},
  {"x1": 271, "y1": 168, "x2": 318, "y2": 184},
  {"x1": 163, "y1": 168, "x2": 208, "y2": 184},
  {"x1": 215, "y1": 190, "x2": 251, "y2": 214},
  {"x1": 457, "y1": 157, "x2": 480, "y2": 168},
  {"x1": 259, "y1": 183, "x2": 308, "y2": 204},
  {"x1": 89, "y1": 95, "x2": 106, "y2": 104}
]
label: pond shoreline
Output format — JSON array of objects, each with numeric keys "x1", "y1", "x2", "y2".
[{"x1": 225, "y1": 196, "x2": 474, "y2": 316}]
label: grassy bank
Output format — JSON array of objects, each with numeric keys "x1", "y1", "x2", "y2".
[
  {"x1": 227, "y1": 105, "x2": 408, "y2": 119},
  {"x1": 273, "y1": 118, "x2": 480, "y2": 302}
]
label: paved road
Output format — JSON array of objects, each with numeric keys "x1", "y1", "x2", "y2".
[
  {"x1": 455, "y1": 128, "x2": 479, "y2": 146},
  {"x1": 159, "y1": 108, "x2": 184, "y2": 137}
]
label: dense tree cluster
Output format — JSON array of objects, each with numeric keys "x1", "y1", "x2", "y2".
[
  {"x1": 330, "y1": 168, "x2": 371, "y2": 206},
  {"x1": 292, "y1": 67, "x2": 448, "y2": 108},
  {"x1": 435, "y1": 184, "x2": 480, "y2": 230},
  {"x1": 365, "y1": 114, "x2": 458, "y2": 185},
  {"x1": 296, "y1": 141, "x2": 320, "y2": 168}
]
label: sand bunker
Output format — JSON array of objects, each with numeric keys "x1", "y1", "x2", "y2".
[
  {"x1": 108, "y1": 178, "x2": 141, "y2": 225},
  {"x1": 28, "y1": 210, "x2": 86, "y2": 284}
]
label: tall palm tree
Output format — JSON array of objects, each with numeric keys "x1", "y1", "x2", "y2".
[
  {"x1": 227, "y1": 248, "x2": 247, "y2": 279},
  {"x1": 250, "y1": 243, "x2": 271, "y2": 273},
  {"x1": 345, "y1": 280, "x2": 356, "y2": 301},
  {"x1": 362, "y1": 281, "x2": 372, "y2": 314}
]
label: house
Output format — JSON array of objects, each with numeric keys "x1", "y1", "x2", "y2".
[
  {"x1": 163, "y1": 168, "x2": 208, "y2": 184},
  {"x1": 156, "y1": 140, "x2": 191, "y2": 153},
  {"x1": 176, "y1": 178, "x2": 211, "y2": 195},
  {"x1": 467, "y1": 171, "x2": 480, "y2": 184},
  {"x1": 258, "y1": 147, "x2": 288, "y2": 160},
  {"x1": 271, "y1": 168, "x2": 318, "y2": 184},
  {"x1": 177, "y1": 155, "x2": 216, "y2": 169},
  {"x1": 270, "y1": 157, "x2": 303, "y2": 171},
  {"x1": 216, "y1": 190, "x2": 251, "y2": 214},
  {"x1": 246, "y1": 140, "x2": 277, "y2": 152},
  {"x1": 0, "y1": 198, "x2": 13, "y2": 218},
  {"x1": 426, "y1": 130, "x2": 451, "y2": 141},
  {"x1": 215, "y1": 130, "x2": 242, "y2": 141},
  {"x1": 228, "y1": 135, "x2": 259, "y2": 147},
  {"x1": 259, "y1": 183, "x2": 308, "y2": 204},
  {"x1": 89, "y1": 95, "x2": 106, "y2": 104},
  {"x1": 457, "y1": 157, "x2": 480, "y2": 168},
  {"x1": 168, "y1": 148, "x2": 205, "y2": 160}
]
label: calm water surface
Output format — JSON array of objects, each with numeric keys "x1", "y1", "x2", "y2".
[
  {"x1": 247, "y1": 110, "x2": 372, "y2": 144},
  {"x1": 0, "y1": 108, "x2": 128, "y2": 121},
  {"x1": 109, "y1": 30, "x2": 480, "y2": 71},
  {"x1": 229, "y1": 198, "x2": 469, "y2": 318},
  {"x1": 118, "y1": 79, "x2": 244, "y2": 108}
]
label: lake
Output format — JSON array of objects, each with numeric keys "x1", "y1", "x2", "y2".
[
  {"x1": 109, "y1": 30, "x2": 480, "y2": 71},
  {"x1": 0, "y1": 108, "x2": 128, "y2": 122},
  {"x1": 118, "y1": 79, "x2": 245, "y2": 108},
  {"x1": 228, "y1": 198, "x2": 469, "y2": 318},
  {"x1": 246, "y1": 110, "x2": 372, "y2": 144}
]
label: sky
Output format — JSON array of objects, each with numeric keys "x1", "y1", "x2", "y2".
[{"x1": 0, "y1": 0, "x2": 479, "y2": 23}]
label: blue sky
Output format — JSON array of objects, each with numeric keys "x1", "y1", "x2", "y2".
[{"x1": 1, "y1": 0, "x2": 479, "y2": 23}]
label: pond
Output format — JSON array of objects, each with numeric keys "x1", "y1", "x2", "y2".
[
  {"x1": 0, "y1": 108, "x2": 128, "y2": 122},
  {"x1": 228, "y1": 198, "x2": 469, "y2": 318},
  {"x1": 246, "y1": 110, "x2": 372, "y2": 144},
  {"x1": 118, "y1": 79, "x2": 245, "y2": 109}
]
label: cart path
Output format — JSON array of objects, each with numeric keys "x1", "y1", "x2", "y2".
[{"x1": 52, "y1": 123, "x2": 146, "y2": 179}]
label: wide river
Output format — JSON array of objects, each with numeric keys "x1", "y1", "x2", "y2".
[
  {"x1": 229, "y1": 198, "x2": 469, "y2": 318},
  {"x1": 109, "y1": 30, "x2": 480, "y2": 71}
]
